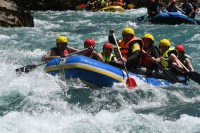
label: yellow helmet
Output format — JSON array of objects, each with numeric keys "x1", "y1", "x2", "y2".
[
  {"x1": 142, "y1": 33, "x2": 154, "y2": 42},
  {"x1": 122, "y1": 27, "x2": 134, "y2": 35},
  {"x1": 159, "y1": 39, "x2": 170, "y2": 47},
  {"x1": 56, "y1": 36, "x2": 68, "y2": 44}
]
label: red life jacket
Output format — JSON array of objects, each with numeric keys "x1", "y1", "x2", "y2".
[
  {"x1": 118, "y1": 37, "x2": 143, "y2": 59},
  {"x1": 51, "y1": 47, "x2": 70, "y2": 58},
  {"x1": 140, "y1": 45, "x2": 159, "y2": 68},
  {"x1": 85, "y1": 51, "x2": 93, "y2": 57}
]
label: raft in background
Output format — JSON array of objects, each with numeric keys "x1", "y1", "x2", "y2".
[
  {"x1": 82, "y1": 5, "x2": 125, "y2": 12},
  {"x1": 43, "y1": 56, "x2": 187, "y2": 88},
  {"x1": 99, "y1": 6, "x2": 125, "y2": 12},
  {"x1": 148, "y1": 12, "x2": 200, "y2": 25}
]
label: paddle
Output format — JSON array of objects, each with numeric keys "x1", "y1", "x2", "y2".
[
  {"x1": 177, "y1": 59, "x2": 200, "y2": 84},
  {"x1": 15, "y1": 48, "x2": 92, "y2": 74},
  {"x1": 134, "y1": 14, "x2": 148, "y2": 22},
  {"x1": 142, "y1": 50, "x2": 178, "y2": 84},
  {"x1": 112, "y1": 33, "x2": 137, "y2": 89},
  {"x1": 16, "y1": 62, "x2": 46, "y2": 74}
]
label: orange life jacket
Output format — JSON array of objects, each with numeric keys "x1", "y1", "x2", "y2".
[{"x1": 118, "y1": 37, "x2": 143, "y2": 59}]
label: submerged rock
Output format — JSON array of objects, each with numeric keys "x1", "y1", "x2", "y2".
[{"x1": 0, "y1": 0, "x2": 34, "y2": 27}]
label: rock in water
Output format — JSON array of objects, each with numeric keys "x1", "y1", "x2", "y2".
[{"x1": 0, "y1": 0, "x2": 34, "y2": 27}]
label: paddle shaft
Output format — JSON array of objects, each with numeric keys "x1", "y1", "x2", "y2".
[
  {"x1": 112, "y1": 33, "x2": 130, "y2": 78},
  {"x1": 176, "y1": 59, "x2": 190, "y2": 72}
]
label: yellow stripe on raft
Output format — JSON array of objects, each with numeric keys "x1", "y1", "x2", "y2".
[{"x1": 44, "y1": 63, "x2": 124, "y2": 82}]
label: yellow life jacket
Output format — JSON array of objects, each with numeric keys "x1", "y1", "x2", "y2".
[
  {"x1": 161, "y1": 47, "x2": 177, "y2": 70},
  {"x1": 101, "y1": 52, "x2": 114, "y2": 63}
]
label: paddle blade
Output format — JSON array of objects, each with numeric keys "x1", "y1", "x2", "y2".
[
  {"x1": 126, "y1": 77, "x2": 137, "y2": 89},
  {"x1": 137, "y1": 16, "x2": 145, "y2": 21},
  {"x1": 16, "y1": 64, "x2": 38, "y2": 74},
  {"x1": 187, "y1": 71, "x2": 200, "y2": 84}
]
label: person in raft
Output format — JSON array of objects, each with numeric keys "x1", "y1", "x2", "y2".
[
  {"x1": 101, "y1": 42, "x2": 116, "y2": 63},
  {"x1": 83, "y1": 38, "x2": 104, "y2": 62},
  {"x1": 157, "y1": 38, "x2": 188, "y2": 82},
  {"x1": 41, "y1": 35, "x2": 80, "y2": 62},
  {"x1": 137, "y1": 33, "x2": 161, "y2": 77},
  {"x1": 175, "y1": 44, "x2": 194, "y2": 71},
  {"x1": 108, "y1": 27, "x2": 143, "y2": 72}
]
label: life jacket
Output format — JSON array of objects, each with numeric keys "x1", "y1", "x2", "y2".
[
  {"x1": 85, "y1": 51, "x2": 93, "y2": 57},
  {"x1": 118, "y1": 37, "x2": 143, "y2": 59},
  {"x1": 51, "y1": 47, "x2": 69, "y2": 58},
  {"x1": 160, "y1": 47, "x2": 177, "y2": 70},
  {"x1": 85, "y1": 50, "x2": 98, "y2": 60},
  {"x1": 101, "y1": 52, "x2": 114, "y2": 63},
  {"x1": 140, "y1": 45, "x2": 160, "y2": 68}
]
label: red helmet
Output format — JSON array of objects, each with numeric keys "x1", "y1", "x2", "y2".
[
  {"x1": 103, "y1": 42, "x2": 113, "y2": 49},
  {"x1": 84, "y1": 38, "x2": 95, "y2": 47},
  {"x1": 175, "y1": 44, "x2": 185, "y2": 52}
]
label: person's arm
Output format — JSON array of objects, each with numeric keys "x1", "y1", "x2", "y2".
[
  {"x1": 126, "y1": 43, "x2": 141, "y2": 62},
  {"x1": 126, "y1": 51, "x2": 140, "y2": 63},
  {"x1": 194, "y1": 4, "x2": 199, "y2": 13},
  {"x1": 78, "y1": 47, "x2": 93, "y2": 55},
  {"x1": 108, "y1": 29, "x2": 117, "y2": 45},
  {"x1": 189, "y1": 4, "x2": 194, "y2": 16},
  {"x1": 112, "y1": 56, "x2": 117, "y2": 62},
  {"x1": 67, "y1": 46, "x2": 79, "y2": 53},
  {"x1": 169, "y1": 53, "x2": 183, "y2": 68},
  {"x1": 91, "y1": 51, "x2": 105, "y2": 62},
  {"x1": 184, "y1": 58, "x2": 194, "y2": 71},
  {"x1": 151, "y1": 48, "x2": 160, "y2": 63},
  {"x1": 86, "y1": 1, "x2": 90, "y2": 7}
]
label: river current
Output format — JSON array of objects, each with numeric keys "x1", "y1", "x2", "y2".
[{"x1": 0, "y1": 8, "x2": 200, "y2": 132}]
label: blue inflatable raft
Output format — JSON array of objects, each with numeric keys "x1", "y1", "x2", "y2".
[
  {"x1": 149, "y1": 12, "x2": 200, "y2": 25},
  {"x1": 43, "y1": 56, "x2": 186, "y2": 88}
]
